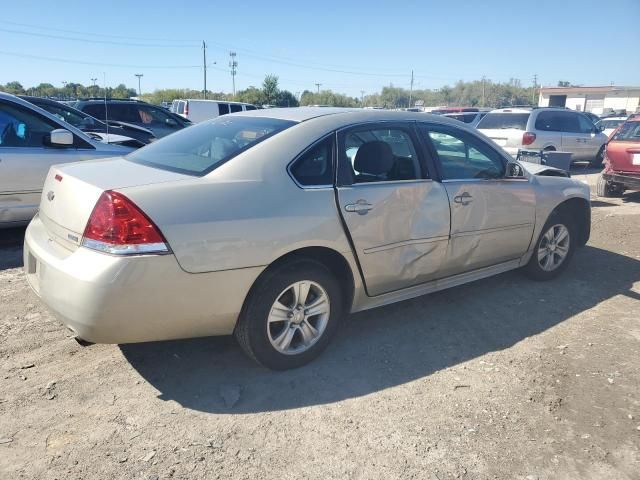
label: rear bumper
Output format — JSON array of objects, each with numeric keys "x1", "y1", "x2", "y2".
[
  {"x1": 602, "y1": 172, "x2": 640, "y2": 190},
  {"x1": 23, "y1": 214, "x2": 264, "y2": 344}
]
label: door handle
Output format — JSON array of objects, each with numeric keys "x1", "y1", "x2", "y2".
[
  {"x1": 453, "y1": 192, "x2": 473, "y2": 206},
  {"x1": 345, "y1": 200, "x2": 373, "y2": 215}
]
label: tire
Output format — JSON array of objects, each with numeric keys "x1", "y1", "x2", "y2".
[
  {"x1": 596, "y1": 175, "x2": 623, "y2": 198},
  {"x1": 523, "y1": 212, "x2": 576, "y2": 281},
  {"x1": 235, "y1": 259, "x2": 343, "y2": 370},
  {"x1": 589, "y1": 146, "x2": 605, "y2": 167}
]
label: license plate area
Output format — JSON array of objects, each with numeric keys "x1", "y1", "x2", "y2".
[{"x1": 633, "y1": 153, "x2": 640, "y2": 166}]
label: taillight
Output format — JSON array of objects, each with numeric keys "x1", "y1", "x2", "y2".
[
  {"x1": 82, "y1": 191, "x2": 169, "y2": 255},
  {"x1": 184, "y1": 102, "x2": 188, "y2": 116},
  {"x1": 522, "y1": 132, "x2": 536, "y2": 145}
]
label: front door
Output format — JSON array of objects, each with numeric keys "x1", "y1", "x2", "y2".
[
  {"x1": 336, "y1": 123, "x2": 451, "y2": 296},
  {"x1": 421, "y1": 124, "x2": 536, "y2": 276}
]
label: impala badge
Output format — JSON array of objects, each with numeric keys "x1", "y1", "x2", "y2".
[{"x1": 47, "y1": 191, "x2": 55, "y2": 201}]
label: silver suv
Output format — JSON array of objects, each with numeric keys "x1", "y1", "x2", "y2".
[{"x1": 477, "y1": 107, "x2": 608, "y2": 166}]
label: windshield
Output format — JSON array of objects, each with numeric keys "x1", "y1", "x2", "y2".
[
  {"x1": 127, "y1": 116, "x2": 295, "y2": 175},
  {"x1": 611, "y1": 121, "x2": 640, "y2": 142},
  {"x1": 38, "y1": 102, "x2": 104, "y2": 129},
  {"x1": 477, "y1": 113, "x2": 530, "y2": 130}
]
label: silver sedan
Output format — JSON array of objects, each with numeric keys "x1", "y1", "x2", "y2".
[{"x1": 24, "y1": 108, "x2": 591, "y2": 369}]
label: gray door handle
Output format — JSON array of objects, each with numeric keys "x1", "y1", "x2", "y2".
[
  {"x1": 345, "y1": 200, "x2": 373, "y2": 215},
  {"x1": 453, "y1": 192, "x2": 473, "y2": 206}
]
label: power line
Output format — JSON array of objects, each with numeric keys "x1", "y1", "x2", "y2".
[{"x1": 0, "y1": 27, "x2": 197, "y2": 48}]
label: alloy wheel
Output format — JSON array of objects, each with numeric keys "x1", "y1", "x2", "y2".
[
  {"x1": 537, "y1": 224, "x2": 570, "y2": 272},
  {"x1": 267, "y1": 281, "x2": 330, "y2": 355}
]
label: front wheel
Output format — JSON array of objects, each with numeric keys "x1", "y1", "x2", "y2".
[
  {"x1": 235, "y1": 259, "x2": 343, "y2": 370},
  {"x1": 590, "y1": 146, "x2": 605, "y2": 167},
  {"x1": 523, "y1": 213, "x2": 575, "y2": 281}
]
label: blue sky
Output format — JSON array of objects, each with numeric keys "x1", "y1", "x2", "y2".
[{"x1": 1, "y1": 0, "x2": 639, "y2": 97}]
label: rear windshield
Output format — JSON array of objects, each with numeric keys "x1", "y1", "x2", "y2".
[
  {"x1": 446, "y1": 113, "x2": 476, "y2": 123},
  {"x1": 477, "y1": 113, "x2": 530, "y2": 130},
  {"x1": 127, "y1": 116, "x2": 295, "y2": 176},
  {"x1": 611, "y1": 121, "x2": 640, "y2": 142}
]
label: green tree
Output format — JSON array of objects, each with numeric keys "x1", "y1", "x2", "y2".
[
  {"x1": 262, "y1": 75, "x2": 280, "y2": 104},
  {"x1": 2, "y1": 81, "x2": 25, "y2": 95}
]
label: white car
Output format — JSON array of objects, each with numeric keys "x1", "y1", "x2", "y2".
[
  {"x1": 173, "y1": 99, "x2": 257, "y2": 122},
  {"x1": 477, "y1": 107, "x2": 609, "y2": 166},
  {"x1": 595, "y1": 117, "x2": 627, "y2": 137}
]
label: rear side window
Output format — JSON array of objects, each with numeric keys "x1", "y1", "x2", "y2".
[
  {"x1": 177, "y1": 101, "x2": 185, "y2": 114},
  {"x1": 230, "y1": 104, "x2": 242, "y2": 113},
  {"x1": 290, "y1": 137, "x2": 333, "y2": 187},
  {"x1": 128, "y1": 116, "x2": 295, "y2": 176},
  {"x1": 477, "y1": 113, "x2": 530, "y2": 130},
  {"x1": 535, "y1": 111, "x2": 561, "y2": 131},
  {"x1": 218, "y1": 103, "x2": 230, "y2": 115},
  {"x1": 83, "y1": 103, "x2": 106, "y2": 119}
]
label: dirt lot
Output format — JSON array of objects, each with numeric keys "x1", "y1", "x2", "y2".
[{"x1": 1, "y1": 166, "x2": 639, "y2": 480}]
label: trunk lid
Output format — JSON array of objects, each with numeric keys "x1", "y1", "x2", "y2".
[
  {"x1": 38, "y1": 157, "x2": 191, "y2": 250},
  {"x1": 606, "y1": 139, "x2": 640, "y2": 174}
]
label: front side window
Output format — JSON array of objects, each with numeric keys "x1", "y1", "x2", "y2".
[
  {"x1": 218, "y1": 103, "x2": 230, "y2": 115},
  {"x1": 339, "y1": 127, "x2": 422, "y2": 184},
  {"x1": 39, "y1": 103, "x2": 100, "y2": 129},
  {"x1": 245, "y1": 105, "x2": 257, "y2": 111},
  {"x1": 557, "y1": 112, "x2": 580, "y2": 133},
  {"x1": 0, "y1": 102, "x2": 60, "y2": 148},
  {"x1": 136, "y1": 105, "x2": 173, "y2": 125},
  {"x1": 290, "y1": 137, "x2": 333, "y2": 186},
  {"x1": 128, "y1": 116, "x2": 295, "y2": 176},
  {"x1": 424, "y1": 126, "x2": 505, "y2": 180},
  {"x1": 577, "y1": 114, "x2": 594, "y2": 133},
  {"x1": 230, "y1": 104, "x2": 243, "y2": 113},
  {"x1": 535, "y1": 111, "x2": 561, "y2": 131}
]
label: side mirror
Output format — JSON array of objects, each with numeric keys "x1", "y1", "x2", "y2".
[
  {"x1": 505, "y1": 162, "x2": 525, "y2": 178},
  {"x1": 49, "y1": 129, "x2": 74, "y2": 146},
  {"x1": 165, "y1": 117, "x2": 178, "y2": 127}
]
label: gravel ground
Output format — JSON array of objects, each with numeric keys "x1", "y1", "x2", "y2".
[{"x1": 1, "y1": 167, "x2": 639, "y2": 480}]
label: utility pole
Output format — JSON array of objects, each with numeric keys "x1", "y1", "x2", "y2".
[
  {"x1": 229, "y1": 51, "x2": 238, "y2": 98},
  {"x1": 360, "y1": 90, "x2": 365, "y2": 106},
  {"x1": 315, "y1": 83, "x2": 322, "y2": 94},
  {"x1": 532, "y1": 74, "x2": 537, "y2": 105},
  {"x1": 202, "y1": 41, "x2": 207, "y2": 99},
  {"x1": 482, "y1": 75, "x2": 486, "y2": 107},
  {"x1": 91, "y1": 77, "x2": 97, "y2": 87},
  {"x1": 409, "y1": 70, "x2": 414, "y2": 108},
  {"x1": 134, "y1": 73, "x2": 143, "y2": 96}
]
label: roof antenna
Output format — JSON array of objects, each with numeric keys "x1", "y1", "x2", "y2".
[{"x1": 103, "y1": 72, "x2": 109, "y2": 144}]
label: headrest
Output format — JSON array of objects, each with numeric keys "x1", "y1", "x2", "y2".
[{"x1": 353, "y1": 141, "x2": 394, "y2": 175}]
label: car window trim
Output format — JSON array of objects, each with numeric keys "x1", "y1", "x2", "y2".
[
  {"x1": 336, "y1": 121, "x2": 429, "y2": 187},
  {"x1": 286, "y1": 132, "x2": 336, "y2": 190},
  {"x1": 419, "y1": 122, "x2": 509, "y2": 182}
]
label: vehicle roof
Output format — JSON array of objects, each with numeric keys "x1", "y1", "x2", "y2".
[
  {"x1": 18, "y1": 95, "x2": 61, "y2": 106},
  {"x1": 182, "y1": 99, "x2": 254, "y2": 105},
  {"x1": 488, "y1": 108, "x2": 533, "y2": 113},
  {"x1": 232, "y1": 107, "x2": 462, "y2": 125},
  {"x1": 598, "y1": 116, "x2": 627, "y2": 121}
]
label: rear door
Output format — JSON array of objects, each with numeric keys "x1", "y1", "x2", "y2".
[
  {"x1": 336, "y1": 122, "x2": 450, "y2": 296},
  {"x1": 558, "y1": 111, "x2": 587, "y2": 160},
  {"x1": 0, "y1": 100, "x2": 96, "y2": 224},
  {"x1": 576, "y1": 113, "x2": 604, "y2": 160},
  {"x1": 420, "y1": 124, "x2": 536, "y2": 276}
]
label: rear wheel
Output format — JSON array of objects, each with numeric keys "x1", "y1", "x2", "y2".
[
  {"x1": 523, "y1": 213, "x2": 575, "y2": 281},
  {"x1": 590, "y1": 146, "x2": 605, "y2": 167},
  {"x1": 235, "y1": 259, "x2": 343, "y2": 370},
  {"x1": 596, "y1": 174, "x2": 624, "y2": 198}
]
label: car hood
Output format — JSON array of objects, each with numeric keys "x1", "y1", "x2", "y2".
[{"x1": 520, "y1": 161, "x2": 569, "y2": 177}]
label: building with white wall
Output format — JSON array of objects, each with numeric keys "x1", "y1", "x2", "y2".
[{"x1": 538, "y1": 86, "x2": 640, "y2": 115}]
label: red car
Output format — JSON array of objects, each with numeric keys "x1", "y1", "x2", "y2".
[{"x1": 597, "y1": 117, "x2": 640, "y2": 197}]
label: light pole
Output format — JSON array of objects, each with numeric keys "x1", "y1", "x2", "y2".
[
  {"x1": 62, "y1": 81, "x2": 68, "y2": 100},
  {"x1": 229, "y1": 51, "x2": 238, "y2": 98},
  {"x1": 315, "y1": 83, "x2": 322, "y2": 94},
  {"x1": 134, "y1": 74, "x2": 143, "y2": 96}
]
